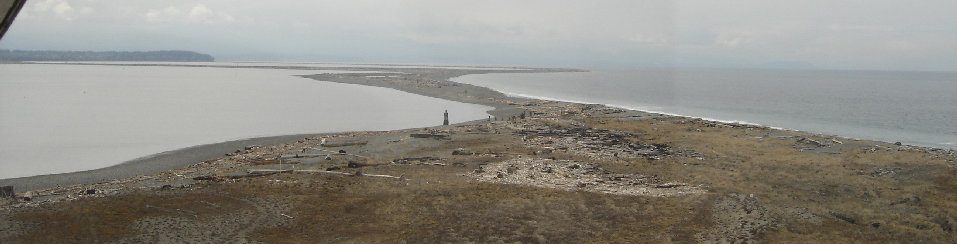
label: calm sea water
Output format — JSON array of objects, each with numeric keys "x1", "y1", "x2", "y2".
[
  {"x1": 0, "y1": 64, "x2": 492, "y2": 179},
  {"x1": 454, "y1": 68, "x2": 957, "y2": 149}
]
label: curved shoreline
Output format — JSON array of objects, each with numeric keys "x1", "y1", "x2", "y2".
[
  {"x1": 6, "y1": 63, "x2": 949, "y2": 193},
  {"x1": 0, "y1": 65, "x2": 570, "y2": 191},
  {"x1": 0, "y1": 134, "x2": 332, "y2": 191}
]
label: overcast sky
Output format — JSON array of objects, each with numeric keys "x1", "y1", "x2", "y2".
[{"x1": 1, "y1": 0, "x2": 955, "y2": 71}]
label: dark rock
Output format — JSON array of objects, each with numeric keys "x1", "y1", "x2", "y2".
[
  {"x1": 326, "y1": 166, "x2": 341, "y2": 171},
  {"x1": 161, "y1": 185, "x2": 173, "y2": 190},
  {"x1": 348, "y1": 162, "x2": 361, "y2": 168},
  {"x1": 872, "y1": 222, "x2": 881, "y2": 228},
  {"x1": 568, "y1": 164, "x2": 581, "y2": 169},
  {"x1": 338, "y1": 149, "x2": 347, "y2": 154},
  {"x1": 894, "y1": 142, "x2": 903, "y2": 146}
]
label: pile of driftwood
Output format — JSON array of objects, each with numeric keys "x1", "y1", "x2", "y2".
[{"x1": 192, "y1": 169, "x2": 405, "y2": 181}]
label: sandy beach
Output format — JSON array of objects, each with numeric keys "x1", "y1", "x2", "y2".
[{"x1": 2, "y1": 65, "x2": 956, "y2": 242}]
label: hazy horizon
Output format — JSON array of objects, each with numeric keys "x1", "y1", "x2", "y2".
[{"x1": 1, "y1": 0, "x2": 955, "y2": 72}]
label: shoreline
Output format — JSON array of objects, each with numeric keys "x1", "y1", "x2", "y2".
[
  {"x1": 0, "y1": 134, "x2": 332, "y2": 191},
  {"x1": 0, "y1": 64, "x2": 574, "y2": 191},
  {"x1": 3, "y1": 63, "x2": 954, "y2": 191},
  {"x1": 3, "y1": 63, "x2": 957, "y2": 242},
  {"x1": 453, "y1": 80, "x2": 957, "y2": 150},
  {"x1": 493, "y1": 90, "x2": 951, "y2": 149}
]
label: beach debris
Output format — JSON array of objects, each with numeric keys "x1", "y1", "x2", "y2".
[
  {"x1": 797, "y1": 137, "x2": 828, "y2": 147},
  {"x1": 392, "y1": 156, "x2": 441, "y2": 164},
  {"x1": 466, "y1": 158, "x2": 702, "y2": 197},
  {"x1": 320, "y1": 138, "x2": 368, "y2": 147},
  {"x1": 515, "y1": 121, "x2": 693, "y2": 161},
  {"x1": 280, "y1": 153, "x2": 326, "y2": 159},
  {"x1": 869, "y1": 167, "x2": 901, "y2": 178},
  {"x1": 250, "y1": 158, "x2": 300, "y2": 165},
  {"x1": 410, "y1": 133, "x2": 451, "y2": 140},
  {"x1": 452, "y1": 148, "x2": 474, "y2": 155}
]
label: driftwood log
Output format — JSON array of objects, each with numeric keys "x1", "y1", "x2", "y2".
[
  {"x1": 409, "y1": 133, "x2": 450, "y2": 140},
  {"x1": 192, "y1": 169, "x2": 405, "y2": 181}
]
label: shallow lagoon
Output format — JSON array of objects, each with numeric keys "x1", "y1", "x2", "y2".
[{"x1": 0, "y1": 64, "x2": 492, "y2": 179}]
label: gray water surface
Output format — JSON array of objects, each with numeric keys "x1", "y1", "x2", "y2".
[
  {"x1": 454, "y1": 68, "x2": 957, "y2": 149},
  {"x1": 0, "y1": 64, "x2": 492, "y2": 179}
]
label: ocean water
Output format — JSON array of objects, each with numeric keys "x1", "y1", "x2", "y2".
[
  {"x1": 0, "y1": 63, "x2": 493, "y2": 179},
  {"x1": 454, "y1": 68, "x2": 957, "y2": 149}
]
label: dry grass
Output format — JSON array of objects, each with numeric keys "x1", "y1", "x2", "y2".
[
  {"x1": 588, "y1": 116, "x2": 957, "y2": 242},
  {"x1": 13, "y1": 190, "x2": 247, "y2": 243},
  {"x1": 250, "y1": 177, "x2": 712, "y2": 243},
  {"x1": 6, "y1": 114, "x2": 955, "y2": 243}
]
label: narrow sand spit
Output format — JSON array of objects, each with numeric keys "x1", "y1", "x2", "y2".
[{"x1": 2, "y1": 64, "x2": 956, "y2": 243}]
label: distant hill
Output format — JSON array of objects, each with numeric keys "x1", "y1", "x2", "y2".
[{"x1": 0, "y1": 50, "x2": 214, "y2": 62}]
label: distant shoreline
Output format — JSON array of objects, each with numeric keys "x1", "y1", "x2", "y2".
[{"x1": 0, "y1": 50, "x2": 215, "y2": 62}]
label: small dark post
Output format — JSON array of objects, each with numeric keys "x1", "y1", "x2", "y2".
[
  {"x1": 1, "y1": 186, "x2": 13, "y2": 198},
  {"x1": 443, "y1": 110, "x2": 449, "y2": 125}
]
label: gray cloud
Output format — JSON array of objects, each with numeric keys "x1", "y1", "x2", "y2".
[{"x1": 1, "y1": 0, "x2": 954, "y2": 71}]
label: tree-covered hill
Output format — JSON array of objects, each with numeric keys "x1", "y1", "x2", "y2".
[{"x1": 0, "y1": 50, "x2": 214, "y2": 62}]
